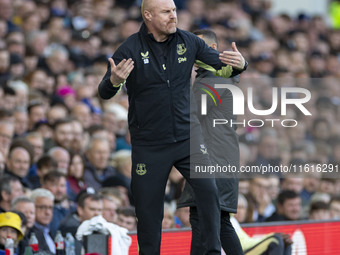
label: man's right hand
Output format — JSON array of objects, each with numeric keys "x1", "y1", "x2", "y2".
[{"x1": 109, "y1": 58, "x2": 134, "y2": 86}]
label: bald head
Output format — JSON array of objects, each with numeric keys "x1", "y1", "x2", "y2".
[
  {"x1": 140, "y1": 0, "x2": 177, "y2": 42},
  {"x1": 141, "y1": 0, "x2": 175, "y2": 21},
  {"x1": 141, "y1": 0, "x2": 154, "y2": 20}
]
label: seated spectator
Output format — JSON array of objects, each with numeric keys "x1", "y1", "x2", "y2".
[
  {"x1": 174, "y1": 206, "x2": 191, "y2": 228},
  {"x1": 281, "y1": 173, "x2": 304, "y2": 195},
  {"x1": 101, "y1": 195, "x2": 120, "y2": 224},
  {"x1": 67, "y1": 152, "x2": 87, "y2": 201},
  {"x1": 102, "y1": 174, "x2": 131, "y2": 206},
  {"x1": 99, "y1": 187, "x2": 124, "y2": 223},
  {"x1": 83, "y1": 136, "x2": 118, "y2": 190},
  {"x1": 47, "y1": 146, "x2": 70, "y2": 174},
  {"x1": 70, "y1": 119, "x2": 87, "y2": 154},
  {"x1": 229, "y1": 215, "x2": 292, "y2": 255},
  {"x1": 162, "y1": 203, "x2": 175, "y2": 229},
  {"x1": 10, "y1": 210, "x2": 28, "y2": 255},
  {"x1": 247, "y1": 175, "x2": 275, "y2": 222},
  {"x1": 4, "y1": 140, "x2": 34, "y2": 189},
  {"x1": 11, "y1": 196, "x2": 35, "y2": 230},
  {"x1": 44, "y1": 118, "x2": 74, "y2": 152},
  {"x1": 234, "y1": 193, "x2": 251, "y2": 224},
  {"x1": 25, "y1": 132, "x2": 45, "y2": 177},
  {"x1": 266, "y1": 190, "x2": 302, "y2": 222},
  {"x1": 309, "y1": 201, "x2": 331, "y2": 220},
  {"x1": 58, "y1": 188, "x2": 103, "y2": 237},
  {"x1": 41, "y1": 171, "x2": 73, "y2": 238},
  {"x1": 11, "y1": 196, "x2": 36, "y2": 254},
  {"x1": 330, "y1": 196, "x2": 340, "y2": 219},
  {"x1": 0, "y1": 212, "x2": 24, "y2": 255},
  {"x1": 0, "y1": 175, "x2": 24, "y2": 213},
  {"x1": 30, "y1": 188, "x2": 56, "y2": 254},
  {"x1": 301, "y1": 170, "x2": 321, "y2": 213},
  {"x1": 318, "y1": 177, "x2": 338, "y2": 196},
  {"x1": 28, "y1": 155, "x2": 58, "y2": 189},
  {"x1": 58, "y1": 188, "x2": 103, "y2": 255},
  {"x1": 116, "y1": 206, "x2": 137, "y2": 232},
  {"x1": 27, "y1": 101, "x2": 46, "y2": 133}
]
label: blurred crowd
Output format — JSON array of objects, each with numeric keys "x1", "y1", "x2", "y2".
[{"x1": 0, "y1": 0, "x2": 340, "y2": 253}]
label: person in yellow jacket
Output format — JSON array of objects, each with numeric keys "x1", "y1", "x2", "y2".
[
  {"x1": 229, "y1": 214, "x2": 293, "y2": 255},
  {"x1": 0, "y1": 212, "x2": 24, "y2": 255},
  {"x1": 330, "y1": 0, "x2": 340, "y2": 29}
]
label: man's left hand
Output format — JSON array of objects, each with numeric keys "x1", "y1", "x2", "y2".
[{"x1": 219, "y1": 42, "x2": 245, "y2": 70}]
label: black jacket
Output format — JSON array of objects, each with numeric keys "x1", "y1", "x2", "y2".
[
  {"x1": 98, "y1": 23, "x2": 242, "y2": 145},
  {"x1": 30, "y1": 225, "x2": 54, "y2": 255},
  {"x1": 177, "y1": 69, "x2": 240, "y2": 212}
]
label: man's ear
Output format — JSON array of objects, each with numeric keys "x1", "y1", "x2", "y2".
[
  {"x1": 77, "y1": 206, "x2": 83, "y2": 218},
  {"x1": 1, "y1": 190, "x2": 9, "y2": 202},
  {"x1": 211, "y1": 43, "x2": 218, "y2": 51},
  {"x1": 144, "y1": 10, "x2": 152, "y2": 22}
]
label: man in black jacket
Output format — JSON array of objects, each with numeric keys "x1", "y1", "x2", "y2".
[
  {"x1": 98, "y1": 0, "x2": 246, "y2": 254},
  {"x1": 177, "y1": 29, "x2": 244, "y2": 255}
]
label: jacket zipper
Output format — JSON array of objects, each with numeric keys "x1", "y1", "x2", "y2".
[{"x1": 167, "y1": 79, "x2": 177, "y2": 142}]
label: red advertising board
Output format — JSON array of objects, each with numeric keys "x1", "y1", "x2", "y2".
[{"x1": 128, "y1": 220, "x2": 340, "y2": 255}]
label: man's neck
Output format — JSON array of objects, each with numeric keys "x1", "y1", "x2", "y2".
[{"x1": 145, "y1": 24, "x2": 169, "y2": 42}]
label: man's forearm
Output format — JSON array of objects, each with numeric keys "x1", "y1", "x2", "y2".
[{"x1": 98, "y1": 77, "x2": 122, "y2": 100}]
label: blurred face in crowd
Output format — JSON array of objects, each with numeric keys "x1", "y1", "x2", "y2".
[
  {"x1": 0, "y1": 122, "x2": 14, "y2": 156},
  {"x1": 47, "y1": 106, "x2": 67, "y2": 125},
  {"x1": 281, "y1": 177, "x2": 304, "y2": 194},
  {"x1": 258, "y1": 135, "x2": 278, "y2": 160},
  {"x1": 0, "y1": 227, "x2": 19, "y2": 245},
  {"x1": 14, "y1": 111, "x2": 28, "y2": 136},
  {"x1": 1, "y1": 181, "x2": 24, "y2": 209},
  {"x1": 13, "y1": 201, "x2": 36, "y2": 229},
  {"x1": 117, "y1": 213, "x2": 137, "y2": 231},
  {"x1": 162, "y1": 210, "x2": 174, "y2": 229},
  {"x1": 26, "y1": 135, "x2": 44, "y2": 163},
  {"x1": 30, "y1": 70, "x2": 47, "y2": 90},
  {"x1": 50, "y1": 148, "x2": 70, "y2": 174},
  {"x1": 330, "y1": 201, "x2": 340, "y2": 219},
  {"x1": 86, "y1": 139, "x2": 110, "y2": 170},
  {"x1": 102, "y1": 197, "x2": 119, "y2": 223},
  {"x1": 29, "y1": 105, "x2": 46, "y2": 128},
  {"x1": 68, "y1": 154, "x2": 84, "y2": 179},
  {"x1": 175, "y1": 207, "x2": 190, "y2": 227},
  {"x1": 78, "y1": 197, "x2": 103, "y2": 222},
  {"x1": 54, "y1": 122, "x2": 74, "y2": 150},
  {"x1": 35, "y1": 196, "x2": 54, "y2": 226},
  {"x1": 71, "y1": 120, "x2": 85, "y2": 153},
  {"x1": 43, "y1": 177, "x2": 67, "y2": 203},
  {"x1": 249, "y1": 177, "x2": 270, "y2": 204},
  {"x1": 267, "y1": 176, "x2": 280, "y2": 201},
  {"x1": 303, "y1": 172, "x2": 321, "y2": 193},
  {"x1": 7, "y1": 147, "x2": 31, "y2": 178},
  {"x1": 235, "y1": 197, "x2": 248, "y2": 223},
  {"x1": 72, "y1": 103, "x2": 92, "y2": 129},
  {"x1": 102, "y1": 112, "x2": 118, "y2": 134},
  {"x1": 319, "y1": 179, "x2": 337, "y2": 196},
  {"x1": 278, "y1": 197, "x2": 301, "y2": 220},
  {"x1": 0, "y1": 49, "x2": 9, "y2": 73},
  {"x1": 9, "y1": 180, "x2": 24, "y2": 200},
  {"x1": 310, "y1": 208, "x2": 330, "y2": 221}
]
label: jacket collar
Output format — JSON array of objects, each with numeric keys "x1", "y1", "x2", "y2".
[{"x1": 140, "y1": 22, "x2": 176, "y2": 43}]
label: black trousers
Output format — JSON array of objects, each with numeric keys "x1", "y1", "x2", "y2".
[
  {"x1": 131, "y1": 139, "x2": 221, "y2": 255},
  {"x1": 190, "y1": 207, "x2": 244, "y2": 255}
]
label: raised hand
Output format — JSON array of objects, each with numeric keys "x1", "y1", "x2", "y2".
[
  {"x1": 109, "y1": 58, "x2": 134, "y2": 86},
  {"x1": 219, "y1": 42, "x2": 245, "y2": 70}
]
